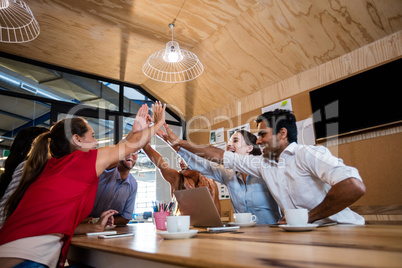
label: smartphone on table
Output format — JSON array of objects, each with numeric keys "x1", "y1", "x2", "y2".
[
  {"x1": 98, "y1": 233, "x2": 134, "y2": 239},
  {"x1": 206, "y1": 226, "x2": 240, "y2": 233}
]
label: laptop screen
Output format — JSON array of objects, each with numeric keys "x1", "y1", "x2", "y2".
[{"x1": 174, "y1": 187, "x2": 223, "y2": 227}]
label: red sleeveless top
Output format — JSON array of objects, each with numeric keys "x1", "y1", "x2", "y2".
[{"x1": 0, "y1": 149, "x2": 99, "y2": 267}]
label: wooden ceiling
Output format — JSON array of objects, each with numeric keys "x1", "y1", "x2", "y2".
[{"x1": 0, "y1": 0, "x2": 401, "y2": 120}]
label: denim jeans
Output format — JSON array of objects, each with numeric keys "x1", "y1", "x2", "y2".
[{"x1": 14, "y1": 260, "x2": 47, "y2": 268}]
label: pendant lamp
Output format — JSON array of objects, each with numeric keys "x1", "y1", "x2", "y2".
[
  {"x1": 0, "y1": 0, "x2": 40, "y2": 43},
  {"x1": 142, "y1": 23, "x2": 203, "y2": 83}
]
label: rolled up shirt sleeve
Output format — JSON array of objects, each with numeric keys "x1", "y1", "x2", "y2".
[{"x1": 300, "y1": 145, "x2": 362, "y2": 186}]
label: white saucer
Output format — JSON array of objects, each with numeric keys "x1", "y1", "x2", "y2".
[
  {"x1": 279, "y1": 224, "x2": 319, "y2": 232},
  {"x1": 228, "y1": 221, "x2": 257, "y2": 228},
  {"x1": 158, "y1": 229, "x2": 198, "y2": 240}
]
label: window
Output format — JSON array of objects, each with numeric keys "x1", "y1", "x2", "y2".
[{"x1": 0, "y1": 54, "x2": 184, "y2": 218}]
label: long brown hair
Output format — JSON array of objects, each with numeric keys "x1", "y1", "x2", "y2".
[
  {"x1": 0, "y1": 127, "x2": 48, "y2": 199},
  {"x1": 235, "y1": 130, "x2": 261, "y2": 156},
  {"x1": 4, "y1": 117, "x2": 89, "y2": 220}
]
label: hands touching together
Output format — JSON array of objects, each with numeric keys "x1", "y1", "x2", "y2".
[
  {"x1": 97, "y1": 101, "x2": 166, "y2": 176},
  {"x1": 132, "y1": 101, "x2": 166, "y2": 133},
  {"x1": 132, "y1": 104, "x2": 149, "y2": 133},
  {"x1": 127, "y1": 101, "x2": 166, "y2": 145}
]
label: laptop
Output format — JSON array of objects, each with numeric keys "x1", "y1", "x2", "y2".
[{"x1": 174, "y1": 187, "x2": 237, "y2": 230}]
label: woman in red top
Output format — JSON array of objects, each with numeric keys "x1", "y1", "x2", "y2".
[{"x1": 0, "y1": 102, "x2": 165, "y2": 268}]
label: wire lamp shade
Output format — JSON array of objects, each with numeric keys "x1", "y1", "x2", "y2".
[
  {"x1": 143, "y1": 23, "x2": 203, "y2": 83},
  {"x1": 0, "y1": 0, "x2": 40, "y2": 43}
]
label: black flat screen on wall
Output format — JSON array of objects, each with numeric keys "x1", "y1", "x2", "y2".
[{"x1": 309, "y1": 58, "x2": 402, "y2": 140}]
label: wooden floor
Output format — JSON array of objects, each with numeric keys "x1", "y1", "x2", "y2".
[{"x1": 69, "y1": 223, "x2": 402, "y2": 267}]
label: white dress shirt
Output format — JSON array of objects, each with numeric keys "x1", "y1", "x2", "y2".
[
  {"x1": 223, "y1": 142, "x2": 365, "y2": 225},
  {"x1": 178, "y1": 148, "x2": 281, "y2": 224}
]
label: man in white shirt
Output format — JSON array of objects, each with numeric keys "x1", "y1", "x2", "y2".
[{"x1": 161, "y1": 109, "x2": 366, "y2": 225}]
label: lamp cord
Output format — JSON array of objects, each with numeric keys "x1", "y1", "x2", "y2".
[
  {"x1": 171, "y1": 0, "x2": 187, "y2": 25},
  {"x1": 169, "y1": 0, "x2": 187, "y2": 41}
]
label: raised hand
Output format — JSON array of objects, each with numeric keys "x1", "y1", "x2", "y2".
[
  {"x1": 151, "y1": 101, "x2": 166, "y2": 126},
  {"x1": 146, "y1": 114, "x2": 152, "y2": 127},
  {"x1": 162, "y1": 123, "x2": 181, "y2": 146},
  {"x1": 132, "y1": 104, "x2": 149, "y2": 133},
  {"x1": 156, "y1": 128, "x2": 166, "y2": 138},
  {"x1": 156, "y1": 128, "x2": 180, "y2": 152}
]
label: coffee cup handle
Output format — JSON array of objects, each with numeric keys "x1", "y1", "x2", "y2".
[{"x1": 252, "y1": 215, "x2": 257, "y2": 222}]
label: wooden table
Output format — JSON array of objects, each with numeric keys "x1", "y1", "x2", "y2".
[{"x1": 68, "y1": 223, "x2": 402, "y2": 267}]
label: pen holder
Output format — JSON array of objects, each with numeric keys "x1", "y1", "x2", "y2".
[{"x1": 153, "y1": 211, "x2": 170, "y2": 230}]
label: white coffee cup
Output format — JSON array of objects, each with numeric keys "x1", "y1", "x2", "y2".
[
  {"x1": 234, "y1": 213, "x2": 257, "y2": 224},
  {"x1": 165, "y1": 215, "x2": 190, "y2": 233},
  {"x1": 285, "y1": 208, "x2": 308, "y2": 226}
]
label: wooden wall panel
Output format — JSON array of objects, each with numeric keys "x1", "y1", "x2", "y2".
[
  {"x1": 187, "y1": 32, "x2": 402, "y2": 208},
  {"x1": 327, "y1": 132, "x2": 402, "y2": 206},
  {"x1": 189, "y1": 31, "x2": 402, "y2": 130}
]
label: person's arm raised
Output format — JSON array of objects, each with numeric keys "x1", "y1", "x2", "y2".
[
  {"x1": 105, "y1": 107, "x2": 154, "y2": 171},
  {"x1": 161, "y1": 123, "x2": 224, "y2": 164},
  {"x1": 96, "y1": 102, "x2": 166, "y2": 176},
  {"x1": 143, "y1": 143, "x2": 179, "y2": 185}
]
